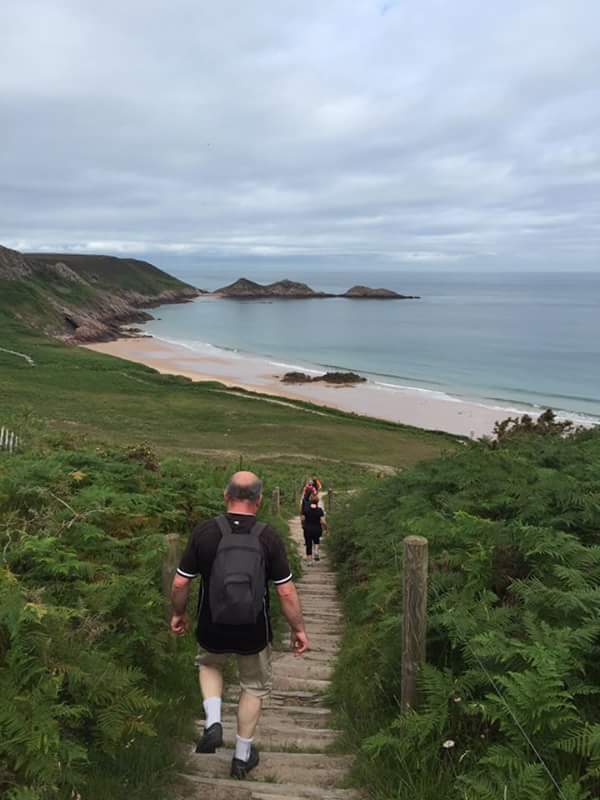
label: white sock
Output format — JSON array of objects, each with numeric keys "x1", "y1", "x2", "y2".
[
  {"x1": 203, "y1": 697, "x2": 221, "y2": 729},
  {"x1": 235, "y1": 734, "x2": 253, "y2": 762}
]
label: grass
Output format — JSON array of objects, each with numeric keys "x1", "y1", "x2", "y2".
[
  {"x1": 0, "y1": 305, "x2": 455, "y2": 800},
  {"x1": 0, "y1": 316, "x2": 456, "y2": 471}
]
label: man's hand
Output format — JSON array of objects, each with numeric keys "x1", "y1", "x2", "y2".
[
  {"x1": 170, "y1": 613, "x2": 189, "y2": 636},
  {"x1": 290, "y1": 629, "x2": 309, "y2": 656}
]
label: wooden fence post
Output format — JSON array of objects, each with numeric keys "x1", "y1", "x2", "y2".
[
  {"x1": 401, "y1": 535, "x2": 429, "y2": 712},
  {"x1": 272, "y1": 486, "x2": 280, "y2": 515},
  {"x1": 162, "y1": 533, "x2": 181, "y2": 618},
  {"x1": 327, "y1": 487, "x2": 334, "y2": 512}
]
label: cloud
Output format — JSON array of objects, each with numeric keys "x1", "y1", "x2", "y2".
[{"x1": 1, "y1": 0, "x2": 599, "y2": 270}]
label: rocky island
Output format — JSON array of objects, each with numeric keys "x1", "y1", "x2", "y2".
[
  {"x1": 213, "y1": 277, "x2": 417, "y2": 299},
  {"x1": 282, "y1": 370, "x2": 367, "y2": 385},
  {"x1": 342, "y1": 285, "x2": 419, "y2": 299},
  {"x1": 214, "y1": 278, "x2": 333, "y2": 298}
]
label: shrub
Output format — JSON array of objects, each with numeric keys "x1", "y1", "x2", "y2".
[{"x1": 329, "y1": 425, "x2": 600, "y2": 800}]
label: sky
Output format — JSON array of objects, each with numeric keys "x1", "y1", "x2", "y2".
[{"x1": 1, "y1": 0, "x2": 599, "y2": 273}]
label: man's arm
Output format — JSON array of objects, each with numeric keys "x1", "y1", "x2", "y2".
[
  {"x1": 170, "y1": 574, "x2": 192, "y2": 635},
  {"x1": 276, "y1": 581, "x2": 309, "y2": 655}
]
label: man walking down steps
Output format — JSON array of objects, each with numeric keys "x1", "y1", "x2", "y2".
[{"x1": 170, "y1": 471, "x2": 309, "y2": 780}]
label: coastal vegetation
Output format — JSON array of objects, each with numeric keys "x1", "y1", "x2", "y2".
[
  {"x1": 0, "y1": 440, "x2": 304, "y2": 800},
  {"x1": 328, "y1": 419, "x2": 600, "y2": 799}
]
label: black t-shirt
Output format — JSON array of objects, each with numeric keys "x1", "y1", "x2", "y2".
[
  {"x1": 177, "y1": 513, "x2": 292, "y2": 655},
  {"x1": 303, "y1": 503, "x2": 324, "y2": 533}
]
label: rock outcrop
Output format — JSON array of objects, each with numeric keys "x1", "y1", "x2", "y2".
[
  {"x1": 282, "y1": 371, "x2": 366, "y2": 385},
  {"x1": 213, "y1": 276, "x2": 417, "y2": 299},
  {"x1": 0, "y1": 244, "x2": 204, "y2": 343},
  {"x1": 342, "y1": 284, "x2": 419, "y2": 299},
  {"x1": 215, "y1": 277, "x2": 332, "y2": 298}
]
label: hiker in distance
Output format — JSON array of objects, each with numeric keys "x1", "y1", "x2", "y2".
[
  {"x1": 170, "y1": 471, "x2": 309, "y2": 780},
  {"x1": 301, "y1": 488, "x2": 328, "y2": 564}
]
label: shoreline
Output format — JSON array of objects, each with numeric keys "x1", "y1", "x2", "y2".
[{"x1": 81, "y1": 335, "x2": 572, "y2": 438}]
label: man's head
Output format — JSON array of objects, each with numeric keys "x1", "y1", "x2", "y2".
[{"x1": 224, "y1": 470, "x2": 263, "y2": 514}]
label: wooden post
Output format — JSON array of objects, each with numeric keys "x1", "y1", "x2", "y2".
[
  {"x1": 272, "y1": 486, "x2": 280, "y2": 515},
  {"x1": 327, "y1": 487, "x2": 334, "y2": 512},
  {"x1": 401, "y1": 535, "x2": 428, "y2": 712},
  {"x1": 162, "y1": 534, "x2": 181, "y2": 618}
]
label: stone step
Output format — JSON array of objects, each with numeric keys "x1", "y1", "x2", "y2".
[
  {"x1": 300, "y1": 598, "x2": 341, "y2": 607},
  {"x1": 193, "y1": 719, "x2": 339, "y2": 752},
  {"x1": 304, "y1": 617, "x2": 342, "y2": 629},
  {"x1": 304, "y1": 626, "x2": 342, "y2": 638},
  {"x1": 273, "y1": 650, "x2": 336, "y2": 665},
  {"x1": 262, "y1": 689, "x2": 328, "y2": 707},
  {"x1": 272, "y1": 656, "x2": 333, "y2": 682},
  {"x1": 273, "y1": 674, "x2": 331, "y2": 693},
  {"x1": 182, "y1": 776, "x2": 359, "y2": 800},
  {"x1": 222, "y1": 702, "x2": 333, "y2": 726},
  {"x1": 186, "y1": 751, "x2": 352, "y2": 788},
  {"x1": 304, "y1": 638, "x2": 340, "y2": 654}
]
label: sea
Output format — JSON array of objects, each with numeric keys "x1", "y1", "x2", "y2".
[{"x1": 142, "y1": 267, "x2": 600, "y2": 425}]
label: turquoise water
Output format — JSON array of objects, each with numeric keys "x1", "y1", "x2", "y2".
[{"x1": 145, "y1": 269, "x2": 600, "y2": 422}]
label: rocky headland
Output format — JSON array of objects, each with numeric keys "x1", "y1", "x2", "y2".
[{"x1": 0, "y1": 245, "x2": 204, "y2": 343}]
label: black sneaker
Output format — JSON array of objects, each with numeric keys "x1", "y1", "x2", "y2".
[
  {"x1": 230, "y1": 744, "x2": 259, "y2": 779},
  {"x1": 195, "y1": 722, "x2": 223, "y2": 753}
]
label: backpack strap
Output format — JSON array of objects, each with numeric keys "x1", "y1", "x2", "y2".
[
  {"x1": 249, "y1": 521, "x2": 267, "y2": 539},
  {"x1": 216, "y1": 514, "x2": 233, "y2": 538},
  {"x1": 216, "y1": 515, "x2": 267, "y2": 539}
]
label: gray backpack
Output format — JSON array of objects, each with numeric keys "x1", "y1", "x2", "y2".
[{"x1": 209, "y1": 515, "x2": 267, "y2": 625}]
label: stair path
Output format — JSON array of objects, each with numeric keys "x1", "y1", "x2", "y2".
[{"x1": 177, "y1": 516, "x2": 357, "y2": 800}]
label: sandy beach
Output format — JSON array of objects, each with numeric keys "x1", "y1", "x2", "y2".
[{"x1": 82, "y1": 335, "x2": 550, "y2": 438}]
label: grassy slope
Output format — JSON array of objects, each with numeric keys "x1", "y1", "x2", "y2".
[
  {"x1": 0, "y1": 316, "x2": 455, "y2": 470},
  {"x1": 26, "y1": 252, "x2": 198, "y2": 294},
  {"x1": 0, "y1": 444, "x2": 302, "y2": 800}
]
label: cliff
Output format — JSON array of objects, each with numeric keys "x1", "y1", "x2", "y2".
[{"x1": 0, "y1": 245, "x2": 204, "y2": 342}]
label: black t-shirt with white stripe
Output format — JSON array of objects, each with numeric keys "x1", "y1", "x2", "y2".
[{"x1": 177, "y1": 513, "x2": 292, "y2": 655}]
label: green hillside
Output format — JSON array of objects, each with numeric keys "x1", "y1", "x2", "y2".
[
  {"x1": 0, "y1": 245, "x2": 200, "y2": 340},
  {"x1": 0, "y1": 315, "x2": 453, "y2": 469},
  {"x1": 329, "y1": 419, "x2": 600, "y2": 800},
  {"x1": 26, "y1": 252, "x2": 199, "y2": 295}
]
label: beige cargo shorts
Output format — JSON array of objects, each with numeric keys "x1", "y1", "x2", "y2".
[{"x1": 194, "y1": 644, "x2": 273, "y2": 698}]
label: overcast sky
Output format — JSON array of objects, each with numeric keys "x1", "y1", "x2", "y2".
[{"x1": 1, "y1": 0, "x2": 599, "y2": 272}]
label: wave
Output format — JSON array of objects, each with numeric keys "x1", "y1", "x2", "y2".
[{"x1": 143, "y1": 330, "x2": 599, "y2": 427}]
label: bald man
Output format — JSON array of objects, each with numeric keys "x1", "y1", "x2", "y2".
[{"x1": 170, "y1": 471, "x2": 308, "y2": 779}]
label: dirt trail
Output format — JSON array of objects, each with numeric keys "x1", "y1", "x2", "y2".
[{"x1": 177, "y1": 516, "x2": 358, "y2": 800}]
